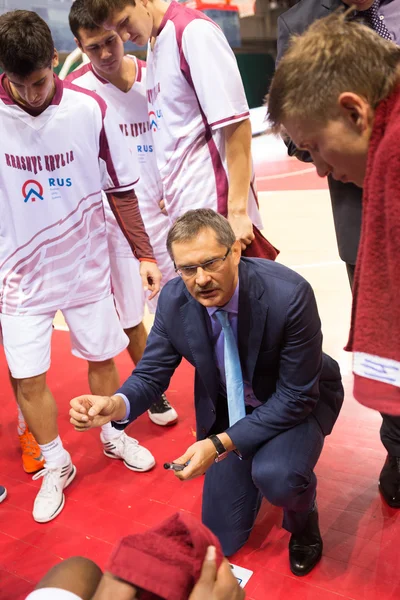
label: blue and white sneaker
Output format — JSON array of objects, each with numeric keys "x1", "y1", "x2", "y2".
[
  {"x1": 101, "y1": 431, "x2": 155, "y2": 472},
  {"x1": 32, "y1": 455, "x2": 76, "y2": 523},
  {"x1": 0, "y1": 486, "x2": 7, "y2": 503}
]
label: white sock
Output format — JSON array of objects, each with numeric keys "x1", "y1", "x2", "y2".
[
  {"x1": 17, "y1": 405, "x2": 26, "y2": 436},
  {"x1": 39, "y1": 436, "x2": 69, "y2": 469},
  {"x1": 101, "y1": 422, "x2": 123, "y2": 441}
]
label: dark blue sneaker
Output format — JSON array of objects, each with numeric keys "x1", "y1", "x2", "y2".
[{"x1": 0, "y1": 486, "x2": 7, "y2": 503}]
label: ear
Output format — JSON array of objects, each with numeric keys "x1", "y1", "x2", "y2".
[
  {"x1": 338, "y1": 92, "x2": 372, "y2": 133},
  {"x1": 74, "y1": 37, "x2": 83, "y2": 51},
  {"x1": 231, "y1": 239, "x2": 242, "y2": 264},
  {"x1": 52, "y1": 49, "x2": 59, "y2": 69}
]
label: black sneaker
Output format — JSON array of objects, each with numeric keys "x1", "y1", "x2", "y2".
[
  {"x1": 0, "y1": 486, "x2": 7, "y2": 503},
  {"x1": 148, "y1": 394, "x2": 178, "y2": 426}
]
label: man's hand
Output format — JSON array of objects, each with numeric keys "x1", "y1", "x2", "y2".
[
  {"x1": 69, "y1": 395, "x2": 125, "y2": 431},
  {"x1": 159, "y1": 198, "x2": 168, "y2": 216},
  {"x1": 172, "y1": 439, "x2": 217, "y2": 480},
  {"x1": 228, "y1": 212, "x2": 254, "y2": 251},
  {"x1": 189, "y1": 546, "x2": 245, "y2": 600},
  {"x1": 139, "y1": 260, "x2": 162, "y2": 300}
]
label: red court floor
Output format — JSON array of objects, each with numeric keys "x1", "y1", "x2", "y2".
[
  {"x1": 0, "y1": 334, "x2": 399, "y2": 600},
  {"x1": 0, "y1": 137, "x2": 399, "y2": 599}
]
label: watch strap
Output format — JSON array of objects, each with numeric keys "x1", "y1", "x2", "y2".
[{"x1": 208, "y1": 434, "x2": 227, "y2": 456}]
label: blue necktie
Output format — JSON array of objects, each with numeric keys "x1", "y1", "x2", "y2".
[{"x1": 215, "y1": 310, "x2": 246, "y2": 425}]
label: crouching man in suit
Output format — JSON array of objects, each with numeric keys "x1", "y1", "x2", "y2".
[{"x1": 70, "y1": 209, "x2": 343, "y2": 577}]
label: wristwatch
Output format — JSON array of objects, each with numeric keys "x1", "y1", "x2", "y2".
[{"x1": 208, "y1": 435, "x2": 228, "y2": 463}]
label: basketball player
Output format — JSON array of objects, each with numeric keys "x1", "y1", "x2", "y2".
[
  {"x1": 66, "y1": 0, "x2": 178, "y2": 427},
  {"x1": 0, "y1": 10, "x2": 161, "y2": 523},
  {"x1": 85, "y1": 0, "x2": 278, "y2": 259}
]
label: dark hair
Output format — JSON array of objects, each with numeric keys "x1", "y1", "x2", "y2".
[
  {"x1": 0, "y1": 10, "x2": 54, "y2": 77},
  {"x1": 166, "y1": 209, "x2": 236, "y2": 259},
  {"x1": 85, "y1": 0, "x2": 136, "y2": 25},
  {"x1": 69, "y1": 0, "x2": 100, "y2": 40}
]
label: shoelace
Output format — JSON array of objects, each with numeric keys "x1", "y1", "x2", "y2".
[
  {"x1": 124, "y1": 436, "x2": 140, "y2": 449},
  {"x1": 154, "y1": 394, "x2": 170, "y2": 411},
  {"x1": 32, "y1": 466, "x2": 61, "y2": 495}
]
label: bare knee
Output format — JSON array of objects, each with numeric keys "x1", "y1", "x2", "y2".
[
  {"x1": 124, "y1": 321, "x2": 146, "y2": 337},
  {"x1": 16, "y1": 373, "x2": 47, "y2": 402},
  {"x1": 88, "y1": 358, "x2": 115, "y2": 374},
  {"x1": 36, "y1": 556, "x2": 103, "y2": 599}
]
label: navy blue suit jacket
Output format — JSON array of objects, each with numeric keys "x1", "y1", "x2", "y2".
[{"x1": 115, "y1": 259, "x2": 343, "y2": 458}]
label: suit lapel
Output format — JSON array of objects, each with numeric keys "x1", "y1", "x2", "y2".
[
  {"x1": 180, "y1": 292, "x2": 219, "y2": 402},
  {"x1": 238, "y1": 261, "x2": 269, "y2": 385}
]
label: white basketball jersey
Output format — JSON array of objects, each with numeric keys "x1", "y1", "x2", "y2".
[
  {"x1": 145, "y1": 1, "x2": 263, "y2": 228},
  {"x1": 0, "y1": 75, "x2": 138, "y2": 315},
  {"x1": 67, "y1": 56, "x2": 169, "y2": 259}
]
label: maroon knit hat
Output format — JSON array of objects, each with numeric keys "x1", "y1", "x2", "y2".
[{"x1": 107, "y1": 511, "x2": 224, "y2": 600}]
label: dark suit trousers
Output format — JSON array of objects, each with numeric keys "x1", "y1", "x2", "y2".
[{"x1": 202, "y1": 414, "x2": 325, "y2": 556}]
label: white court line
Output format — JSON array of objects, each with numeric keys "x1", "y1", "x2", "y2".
[{"x1": 257, "y1": 167, "x2": 316, "y2": 181}]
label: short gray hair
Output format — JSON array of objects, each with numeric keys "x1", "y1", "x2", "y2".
[{"x1": 166, "y1": 209, "x2": 236, "y2": 259}]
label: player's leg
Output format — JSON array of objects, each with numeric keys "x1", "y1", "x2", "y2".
[
  {"x1": 9, "y1": 370, "x2": 45, "y2": 473},
  {"x1": 26, "y1": 556, "x2": 103, "y2": 600},
  {"x1": 64, "y1": 295, "x2": 155, "y2": 473},
  {"x1": 110, "y1": 252, "x2": 178, "y2": 426},
  {"x1": 1, "y1": 312, "x2": 76, "y2": 523},
  {"x1": 0, "y1": 325, "x2": 44, "y2": 473},
  {"x1": 124, "y1": 322, "x2": 148, "y2": 365}
]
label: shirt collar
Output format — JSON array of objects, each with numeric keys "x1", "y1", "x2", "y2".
[{"x1": 206, "y1": 281, "x2": 239, "y2": 318}]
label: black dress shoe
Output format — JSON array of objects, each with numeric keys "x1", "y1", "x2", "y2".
[
  {"x1": 379, "y1": 455, "x2": 400, "y2": 508},
  {"x1": 289, "y1": 507, "x2": 323, "y2": 576}
]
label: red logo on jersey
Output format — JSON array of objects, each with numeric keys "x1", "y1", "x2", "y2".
[{"x1": 22, "y1": 180, "x2": 44, "y2": 203}]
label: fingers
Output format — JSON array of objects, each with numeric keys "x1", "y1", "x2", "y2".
[
  {"x1": 140, "y1": 263, "x2": 162, "y2": 300},
  {"x1": 69, "y1": 395, "x2": 111, "y2": 432},
  {"x1": 140, "y1": 268, "x2": 150, "y2": 295},
  {"x1": 197, "y1": 546, "x2": 218, "y2": 585},
  {"x1": 215, "y1": 560, "x2": 246, "y2": 599},
  {"x1": 159, "y1": 199, "x2": 168, "y2": 215},
  {"x1": 147, "y1": 267, "x2": 161, "y2": 300},
  {"x1": 172, "y1": 449, "x2": 195, "y2": 480},
  {"x1": 69, "y1": 396, "x2": 91, "y2": 426},
  {"x1": 240, "y1": 228, "x2": 255, "y2": 248}
]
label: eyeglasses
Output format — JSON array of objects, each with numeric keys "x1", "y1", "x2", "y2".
[{"x1": 175, "y1": 248, "x2": 231, "y2": 278}]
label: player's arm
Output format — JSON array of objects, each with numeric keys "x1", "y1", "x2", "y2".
[
  {"x1": 225, "y1": 118, "x2": 254, "y2": 249},
  {"x1": 181, "y1": 20, "x2": 254, "y2": 248}
]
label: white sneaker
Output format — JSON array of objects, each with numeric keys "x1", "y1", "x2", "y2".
[
  {"x1": 101, "y1": 431, "x2": 155, "y2": 472},
  {"x1": 32, "y1": 459, "x2": 76, "y2": 523},
  {"x1": 148, "y1": 394, "x2": 178, "y2": 426}
]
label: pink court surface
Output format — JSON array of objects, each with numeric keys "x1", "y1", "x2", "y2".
[{"x1": 0, "y1": 134, "x2": 399, "y2": 600}]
